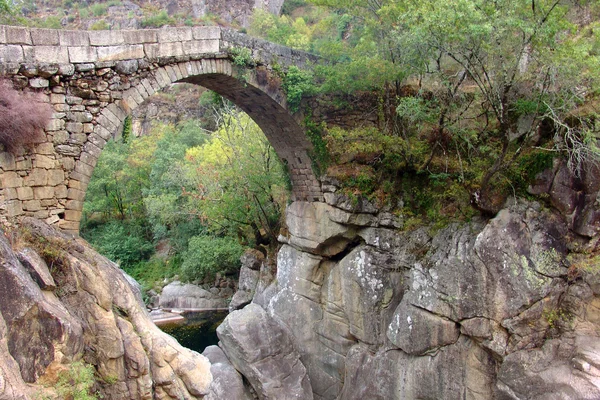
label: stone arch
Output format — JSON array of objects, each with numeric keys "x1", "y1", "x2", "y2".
[
  {"x1": 64, "y1": 58, "x2": 322, "y2": 234},
  {"x1": 0, "y1": 25, "x2": 323, "y2": 235}
]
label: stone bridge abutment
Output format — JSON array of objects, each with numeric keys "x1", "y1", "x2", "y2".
[{"x1": 0, "y1": 25, "x2": 323, "y2": 235}]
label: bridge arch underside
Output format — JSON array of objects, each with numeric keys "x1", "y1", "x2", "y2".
[{"x1": 0, "y1": 57, "x2": 323, "y2": 235}]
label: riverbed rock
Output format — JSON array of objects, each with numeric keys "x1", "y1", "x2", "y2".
[
  {"x1": 217, "y1": 303, "x2": 313, "y2": 400},
  {"x1": 216, "y1": 199, "x2": 600, "y2": 400},
  {"x1": 159, "y1": 281, "x2": 229, "y2": 309},
  {"x1": 202, "y1": 345, "x2": 254, "y2": 400}
]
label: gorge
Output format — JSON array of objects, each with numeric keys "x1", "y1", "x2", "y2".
[{"x1": 1, "y1": 1, "x2": 600, "y2": 398}]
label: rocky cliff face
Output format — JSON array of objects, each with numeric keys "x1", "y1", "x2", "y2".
[
  {"x1": 0, "y1": 218, "x2": 211, "y2": 399},
  {"x1": 212, "y1": 163, "x2": 600, "y2": 400}
]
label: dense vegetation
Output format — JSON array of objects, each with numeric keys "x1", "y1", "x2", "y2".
[
  {"x1": 3, "y1": 0, "x2": 597, "y2": 288},
  {"x1": 81, "y1": 94, "x2": 288, "y2": 290},
  {"x1": 251, "y1": 0, "x2": 600, "y2": 220}
]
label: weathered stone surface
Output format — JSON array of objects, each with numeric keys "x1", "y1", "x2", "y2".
[
  {"x1": 16, "y1": 248, "x2": 56, "y2": 290},
  {"x1": 283, "y1": 201, "x2": 356, "y2": 256},
  {"x1": 0, "y1": 219, "x2": 212, "y2": 399},
  {"x1": 497, "y1": 337, "x2": 600, "y2": 399},
  {"x1": 338, "y1": 338, "x2": 497, "y2": 400},
  {"x1": 159, "y1": 281, "x2": 229, "y2": 309},
  {"x1": 217, "y1": 303, "x2": 313, "y2": 400},
  {"x1": 202, "y1": 345, "x2": 254, "y2": 400}
]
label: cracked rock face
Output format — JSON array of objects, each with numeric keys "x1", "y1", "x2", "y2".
[
  {"x1": 212, "y1": 199, "x2": 600, "y2": 400},
  {"x1": 0, "y1": 218, "x2": 212, "y2": 399}
]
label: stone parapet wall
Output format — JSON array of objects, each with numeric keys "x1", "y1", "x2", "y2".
[{"x1": 0, "y1": 25, "x2": 323, "y2": 235}]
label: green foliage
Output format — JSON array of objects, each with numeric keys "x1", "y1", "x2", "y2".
[
  {"x1": 304, "y1": 115, "x2": 329, "y2": 176},
  {"x1": 125, "y1": 256, "x2": 180, "y2": 291},
  {"x1": 90, "y1": 20, "x2": 110, "y2": 31},
  {"x1": 140, "y1": 10, "x2": 174, "y2": 28},
  {"x1": 282, "y1": 0, "x2": 307, "y2": 15},
  {"x1": 85, "y1": 221, "x2": 154, "y2": 268},
  {"x1": 42, "y1": 361, "x2": 98, "y2": 400},
  {"x1": 229, "y1": 47, "x2": 254, "y2": 68},
  {"x1": 182, "y1": 108, "x2": 289, "y2": 246},
  {"x1": 180, "y1": 235, "x2": 244, "y2": 282},
  {"x1": 282, "y1": 66, "x2": 316, "y2": 112},
  {"x1": 90, "y1": 3, "x2": 108, "y2": 17}
]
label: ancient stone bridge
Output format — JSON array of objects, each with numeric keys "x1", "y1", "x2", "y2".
[{"x1": 0, "y1": 25, "x2": 323, "y2": 234}]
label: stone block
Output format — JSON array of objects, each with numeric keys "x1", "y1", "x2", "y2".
[
  {"x1": 83, "y1": 124, "x2": 94, "y2": 133},
  {"x1": 45, "y1": 215, "x2": 60, "y2": 225},
  {"x1": 50, "y1": 93, "x2": 66, "y2": 104},
  {"x1": 86, "y1": 137, "x2": 105, "y2": 154},
  {"x1": 158, "y1": 27, "x2": 192, "y2": 43},
  {"x1": 64, "y1": 209, "x2": 82, "y2": 222},
  {"x1": 67, "y1": 179, "x2": 88, "y2": 191},
  {"x1": 96, "y1": 114, "x2": 117, "y2": 131},
  {"x1": 0, "y1": 152, "x2": 16, "y2": 170},
  {"x1": 24, "y1": 168, "x2": 48, "y2": 186},
  {"x1": 47, "y1": 169, "x2": 65, "y2": 186},
  {"x1": 79, "y1": 152, "x2": 97, "y2": 167},
  {"x1": 183, "y1": 40, "x2": 220, "y2": 55},
  {"x1": 5, "y1": 26, "x2": 31, "y2": 45},
  {"x1": 67, "y1": 187, "x2": 86, "y2": 201},
  {"x1": 74, "y1": 161, "x2": 94, "y2": 177},
  {"x1": 16, "y1": 186, "x2": 33, "y2": 200},
  {"x1": 40, "y1": 199, "x2": 57, "y2": 208},
  {"x1": 30, "y1": 28, "x2": 59, "y2": 45},
  {"x1": 68, "y1": 46, "x2": 97, "y2": 63},
  {"x1": 145, "y1": 42, "x2": 184, "y2": 59},
  {"x1": 52, "y1": 131, "x2": 69, "y2": 145},
  {"x1": 33, "y1": 186, "x2": 54, "y2": 200},
  {"x1": 15, "y1": 158, "x2": 32, "y2": 171},
  {"x1": 89, "y1": 30, "x2": 125, "y2": 46},
  {"x1": 3, "y1": 187, "x2": 17, "y2": 200},
  {"x1": 67, "y1": 111, "x2": 93, "y2": 123},
  {"x1": 6, "y1": 200, "x2": 24, "y2": 217},
  {"x1": 164, "y1": 65, "x2": 180, "y2": 81},
  {"x1": 94, "y1": 125, "x2": 112, "y2": 141},
  {"x1": 34, "y1": 155, "x2": 57, "y2": 169},
  {"x1": 29, "y1": 78, "x2": 49, "y2": 88},
  {"x1": 65, "y1": 199, "x2": 83, "y2": 210},
  {"x1": 46, "y1": 118, "x2": 65, "y2": 132},
  {"x1": 0, "y1": 45, "x2": 24, "y2": 63},
  {"x1": 54, "y1": 185, "x2": 67, "y2": 198},
  {"x1": 59, "y1": 30, "x2": 89, "y2": 46},
  {"x1": 55, "y1": 145, "x2": 80, "y2": 157},
  {"x1": 97, "y1": 45, "x2": 144, "y2": 62},
  {"x1": 36, "y1": 143, "x2": 54, "y2": 155},
  {"x1": 23, "y1": 199, "x2": 41, "y2": 211},
  {"x1": 59, "y1": 157, "x2": 75, "y2": 171},
  {"x1": 58, "y1": 219, "x2": 79, "y2": 231},
  {"x1": 123, "y1": 29, "x2": 157, "y2": 44},
  {"x1": 69, "y1": 133, "x2": 87, "y2": 145},
  {"x1": 66, "y1": 122, "x2": 84, "y2": 133},
  {"x1": 192, "y1": 26, "x2": 221, "y2": 40},
  {"x1": 1, "y1": 171, "x2": 23, "y2": 187},
  {"x1": 24, "y1": 46, "x2": 69, "y2": 63},
  {"x1": 0, "y1": 26, "x2": 5, "y2": 43}
]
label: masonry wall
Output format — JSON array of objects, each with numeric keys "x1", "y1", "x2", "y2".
[{"x1": 0, "y1": 25, "x2": 322, "y2": 235}]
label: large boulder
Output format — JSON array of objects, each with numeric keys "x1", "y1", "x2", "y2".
[
  {"x1": 202, "y1": 345, "x2": 254, "y2": 400},
  {"x1": 159, "y1": 281, "x2": 230, "y2": 309},
  {"x1": 0, "y1": 218, "x2": 212, "y2": 399},
  {"x1": 217, "y1": 303, "x2": 313, "y2": 400}
]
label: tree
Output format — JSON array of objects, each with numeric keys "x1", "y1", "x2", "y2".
[
  {"x1": 182, "y1": 105, "x2": 290, "y2": 247},
  {"x1": 308, "y1": 0, "x2": 600, "y2": 212}
]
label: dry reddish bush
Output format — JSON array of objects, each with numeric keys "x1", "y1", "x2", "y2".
[{"x1": 0, "y1": 80, "x2": 52, "y2": 153}]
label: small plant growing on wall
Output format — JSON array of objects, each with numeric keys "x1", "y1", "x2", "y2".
[{"x1": 0, "y1": 80, "x2": 52, "y2": 153}]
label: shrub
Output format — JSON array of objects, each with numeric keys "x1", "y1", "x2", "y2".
[
  {"x1": 180, "y1": 235, "x2": 244, "y2": 282},
  {"x1": 140, "y1": 10, "x2": 174, "y2": 28},
  {"x1": 0, "y1": 81, "x2": 51, "y2": 153},
  {"x1": 90, "y1": 3, "x2": 107, "y2": 16},
  {"x1": 86, "y1": 221, "x2": 154, "y2": 268}
]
